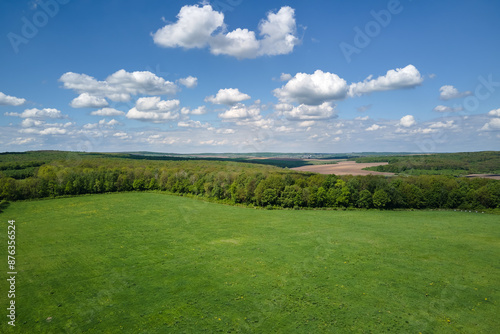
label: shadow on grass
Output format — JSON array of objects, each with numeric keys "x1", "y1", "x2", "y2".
[{"x1": 0, "y1": 200, "x2": 10, "y2": 213}]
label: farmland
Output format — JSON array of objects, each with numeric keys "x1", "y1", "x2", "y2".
[
  {"x1": 291, "y1": 161, "x2": 395, "y2": 176},
  {"x1": 0, "y1": 151, "x2": 499, "y2": 211},
  {"x1": 1, "y1": 192, "x2": 499, "y2": 333}
]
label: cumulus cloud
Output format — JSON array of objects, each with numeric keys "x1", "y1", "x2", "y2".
[
  {"x1": 348, "y1": 65, "x2": 423, "y2": 97},
  {"x1": 439, "y1": 85, "x2": 472, "y2": 100},
  {"x1": 5, "y1": 108, "x2": 66, "y2": 119},
  {"x1": 83, "y1": 119, "x2": 121, "y2": 130},
  {"x1": 178, "y1": 120, "x2": 210, "y2": 128},
  {"x1": 90, "y1": 108, "x2": 125, "y2": 116},
  {"x1": 274, "y1": 70, "x2": 348, "y2": 105},
  {"x1": 18, "y1": 118, "x2": 72, "y2": 136},
  {"x1": 399, "y1": 115, "x2": 416, "y2": 127},
  {"x1": 488, "y1": 108, "x2": 500, "y2": 117},
  {"x1": 180, "y1": 106, "x2": 207, "y2": 115},
  {"x1": 281, "y1": 102, "x2": 337, "y2": 121},
  {"x1": 429, "y1": 120, "x2": 456, "y2": 129},
  {"x1": 152, "y1": 4, "x2": 224, "y2": 49},
  {"x1": 216, "y1": 128, "x2": 236, "y2": 134},
  {"x1": 433, "y1": 105, "x2": 463, "y2": 113},
  {"x1": 218, "y1": 103, "x2": 261, "y2": 119},
  {"x1": 257, "y1": 6, "x2": 298, "y2": 56},
  {"x1": 21, "y1": 118, "x2": 45, "y2": 128},
  {"x1": 280, "y1": 73, "x2": 292, "y2": 81},
  {"x1": 205, "y1": 88, "x2": 251, "y2": 105},
  {"x1": 210, "y1": 28, "x2": 260, "y2": 59},
  {"x1": 152, "y1": 5, "x2": 299, "y2": 59},
  {"x1": 59, "y1": 69, "x2": 178, "y2": 102},
  {"x1": 8, "y1": 137, "x2": 36, "y2": 145},
  {"x1": 274, "y1": 65, "x2": 424, "y2": 106},
  {"x1": 178, "y1": 76, "x2": 198, "y2": 88},
  {"x1": 299, "y1": 120, "x2": 315, "y2": 127},
  {"x1": 480, "y1": 118, "x2": 500, "y2": 131},
  {"x1": 365, "y1": 124, "x2": 385, "y2": 131},
  {"x1": 126, "y1": 97, "x2": 180, "y2": 123},
  {"x1": 39, "y1": 127, "x2": 67, "y2": 135},
  {"x1": 113, "y1": 132, "x2": 130, "y2": 139},
  {"x1": 70, "y1": 93, "x2": 109, "y2": 108},
  {"x1": 0, "y1": 92, "x2": 26, "y2": 106},
  {"x1": 355, "y1": 116, "x2": 369, "y2": 121}
]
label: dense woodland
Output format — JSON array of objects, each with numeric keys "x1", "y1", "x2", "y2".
[{"x1": 0, "y1": 151, "x2": 499, "y2": 211}]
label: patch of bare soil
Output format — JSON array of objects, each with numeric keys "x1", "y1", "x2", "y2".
[
  {"x1": 464, "y1": 174, "x2": 500, "y2": 180},
  {"x1": 291, "y1": 161, "x2": 395, "y2": 176}
]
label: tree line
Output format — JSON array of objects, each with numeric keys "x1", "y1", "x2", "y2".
[{"x1": 0, "y1": 155, "x2": 499, "y2": 210}]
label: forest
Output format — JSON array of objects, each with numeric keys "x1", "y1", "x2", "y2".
[
  {"x1": 355, "y1": 151, "x2": 500, "y2": 176},
  {"x1": 0, "y1": 151, "x2": 499, "y2": 211}
]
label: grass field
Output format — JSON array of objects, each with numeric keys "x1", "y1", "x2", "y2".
[{"x1": 1, "y1": 193, "x2": 499, "y2": 333}]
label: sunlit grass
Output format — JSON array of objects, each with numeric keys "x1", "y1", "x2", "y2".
[{"x1": 1, "y1": 192, "x2": 498, "y2": 333}]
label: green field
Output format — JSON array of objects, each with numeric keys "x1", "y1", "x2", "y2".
[{"x1": 1, "y1": 193, "x2": 499, "y2": 333}]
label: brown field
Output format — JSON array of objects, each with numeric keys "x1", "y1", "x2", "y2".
[{"x1": 291, "y1": 161, "x2": 395, "y2": 176}]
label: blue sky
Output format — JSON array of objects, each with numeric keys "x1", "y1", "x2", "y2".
[{"x1": 1, "y1": 0, "x2": 499, "y2": 153}]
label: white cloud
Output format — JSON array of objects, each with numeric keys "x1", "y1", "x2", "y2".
[
  {"x1": 39, "y1": 127, "x2": 67, "y2": 135},
  {"x1": 181, "y1": 106, "x2": 207, "y2": 115},
  {"x1": 113, "y1": 132, "x2": 129, "y2": 139},
  {"x1": 210, "y1": 28, "x2": 260, "y2": 59},
  {"x1": 298, "y1": 120, "x2": 315, "y2": 127},
  {"x1": 399, "y1": 115, "x2": 416, "y2": 127},
  {"x1": 0, "y1": 92, "x2": 26, "y2": 106},
  {"x1": 90, "y1": 108, "x2": 125, "y2": 116},
  {"x1": 152, "y1": 5, "x2": 299, "y2": 59},
  {"x1": 70, "y1": 93, "x2": 109, "y2": 108},
  {"x1": 488, "y1": 108, "x2": 500, "y2": 117},
  {"x1": 8, "y1": 137, "x2": 36, "y2": 145},
  {"x1": 199, "y1": 139, "x2": 229, "y2": 146},
  {"x1": 433, "y1": 105, "x2": 463, "y2": 113},
  {"x1": 59, "y1": 69, "x2": 178, "y2": 102},
  {"x1": 216, "y1": 128, "x2": 236, "y2": 134},
  {"x1": 126, "y1": 97, "x2": 180, "y2": 123},
  {"x1": 348, "y1": 65, "x2": 423, "y2": 97},
  {"x1": 480, "y1": 118, "x2": 500, "y2": 131},
  {"x1": 135, "y1": 96, "x2": 179, "y2": 111},
  {"x1": 218, "y1": 103, "x2": 261, "y2": 119},
  {"x1": 152, "y1": 4, "x2": 224, "y2": 49},
  {"x1": 235, "y1": 117, "x2": 273, "y2": 129},
  {"x1": 439, "y1": 85, "x2": 472, "y2": 100},
  {"x1": 21, "y1": 118, "x2": 44, "y2": 128},
  {"x1": 429, "y1": 120, "x2": 455, "y2": 129},
  {"x1": 178, "y1": 76, "x2": 198, "y2": 88},
  {"x1": 280, "y1": 73, "x2": 292, "y2": 81},
  {"x1": 206, "y1": 88, "x2": 251, "y2": 105},
  {"x1": 5, "y1": 108, "x2": 66, "y2": 119},
  {"x1": 355, "y1": 116, "x2": 369, "y2": 121},
  {"x1": 257, "y1": 6, "x2": 298, "y2": 56},
  {"x1": 83, "y1": 119, "x2": 121, "y2": 130},
  {"x1": 274, "y1": 70, "x2": 348, "y2": 105},
  {"x1": 282, "y1": 102, "x2": 337, "y2": 121},
  {"x1": 365, "y1": 124, "x2": 385, "y2": 131},
  {"x1": 275, "y1": 126, "x2": 293, "y2": 132},
  {"x1": 177, "y1": 120, "x2": 210, "y2": 128}
]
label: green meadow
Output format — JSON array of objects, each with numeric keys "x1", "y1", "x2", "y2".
[{"x1": 1, "y1": 192, "x2": 499, "y2": 333}]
